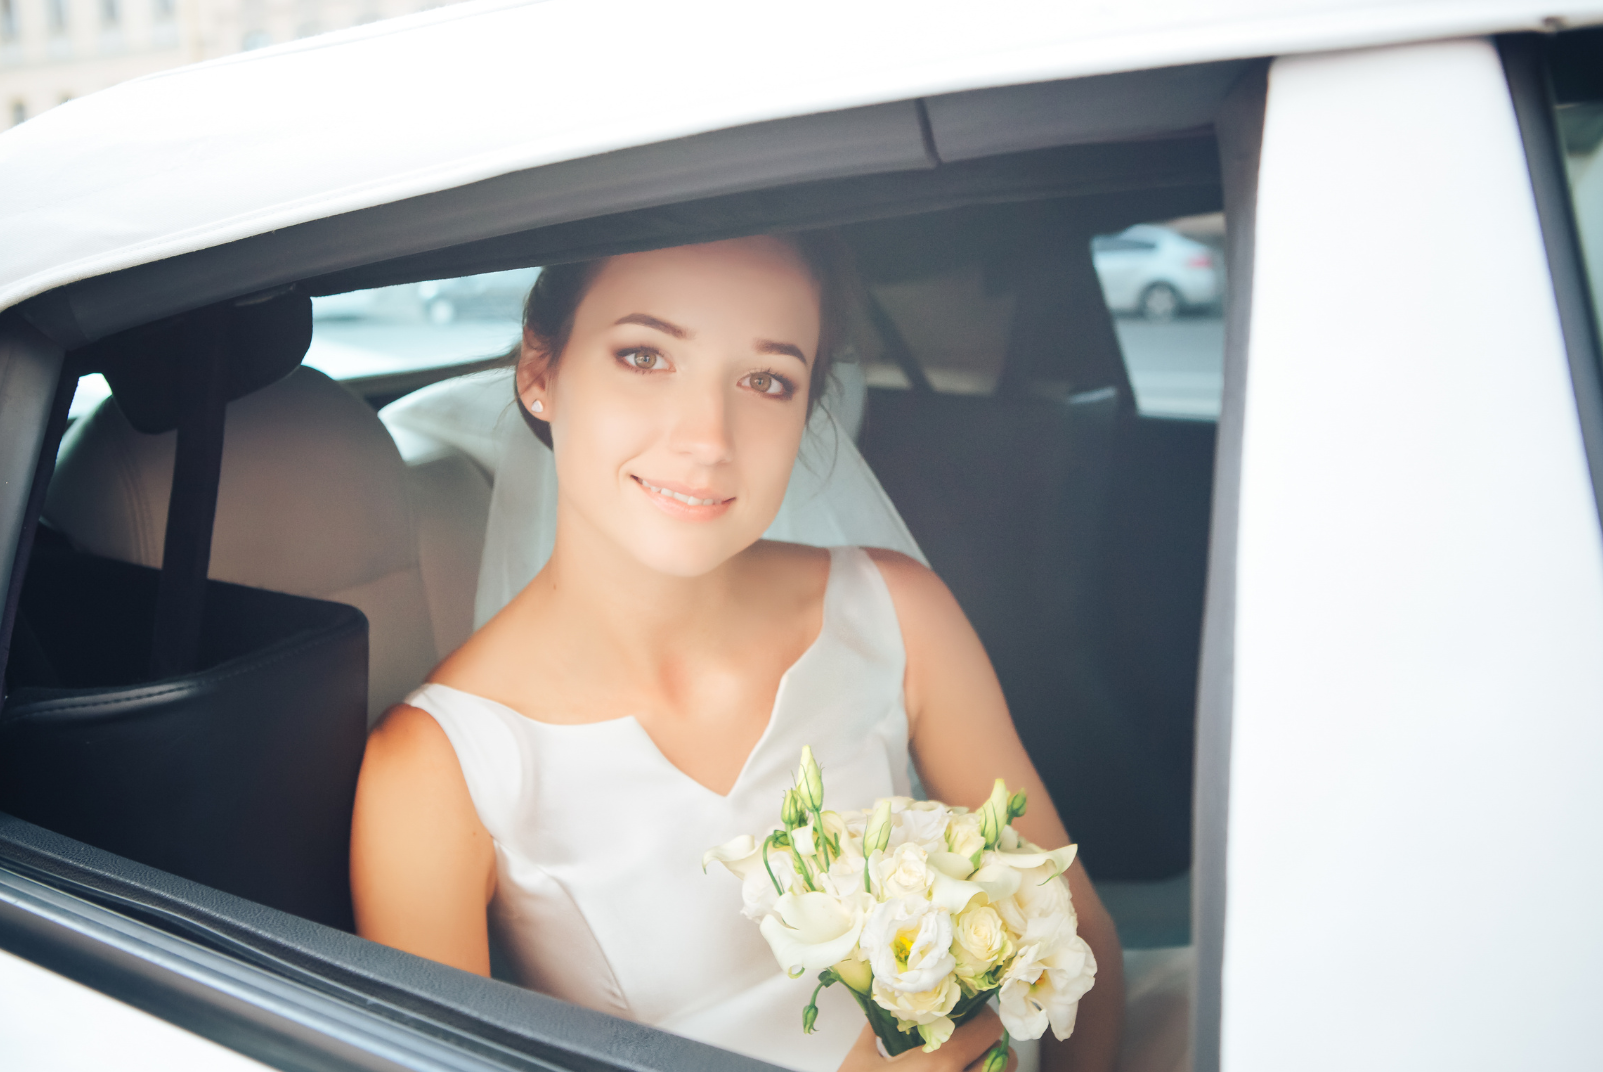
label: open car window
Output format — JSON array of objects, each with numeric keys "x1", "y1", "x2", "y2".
[{"x1": 0, "y1": 26, "x2": 1288, "y2": 1070}]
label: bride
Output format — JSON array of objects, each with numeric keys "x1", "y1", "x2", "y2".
[{"x1": 349, "y1": 233, "x2": 1124, "y2": 1072}]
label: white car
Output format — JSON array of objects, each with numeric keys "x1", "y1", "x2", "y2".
[
  {"x1": 0, "y1": 4, "x2": 1601, "y2": 1072},
  {"x1": 1092, "y1": 224, "x2": 1222, "y2": 320}
]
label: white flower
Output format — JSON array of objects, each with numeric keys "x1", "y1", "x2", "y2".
[
  {"x1": 759, "y1": 890, "x2": 875, "y2": 975},
  {"x1": 946, "y1": 812, "x2": 986, "y2": 861},
  {"x1": 994, "y1": 862, "x2": 1075, "y2": 940},
  {"x1": 872, "y1": 972, "x2": 960, "y2": 1037},
  {"x1": 816, "y1": 850, "x2": 868, "y2": 901},
  {"x1": 889, "y1": 799, "x2": 954, "y2": 853},
  {"x1": 951, "y1": 904, "x2": 1012, "y2": 984},
  {"x1": 861, "y1": 896, "x2": 956, "y2": 993},
  {"x1": 996, "y1": 932, "x2": 1097, "y2": 1041},
  {"x1": 832, "y1": 949, "x2": 873, "y2": 993},
  {"x1": 702, "y1": 835, "x2": 799, "y2": 921},
  {"x1": 872, "y1": 842, "x2": 935, "y2": 899}
]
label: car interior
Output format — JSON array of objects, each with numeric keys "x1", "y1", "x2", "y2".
[{"x1": 0, "y1": 57, "x2": 1259, "y2": 1069}]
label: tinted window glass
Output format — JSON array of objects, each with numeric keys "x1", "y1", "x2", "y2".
[
  {"x1": 1552, "y1": 31, "x2": 1603, "y2": 337},
  {"x1": 1091, "y1": 214, "x2": 1226, "y2": 419}
]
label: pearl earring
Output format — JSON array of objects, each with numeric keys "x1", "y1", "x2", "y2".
[{"x1": 531, "y1": 399, "x2": 544, "y2": 413}]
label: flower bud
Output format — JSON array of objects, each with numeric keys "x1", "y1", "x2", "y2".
[
  {"x1": 802, "y1": 1002, "x2": 819, "y2": 1034},
  {"x1": 797, "y1": 745, "x2": 825, "y2": 811},
  {"x1": 1007, "y1": 788, "x2": 1028, "y2": 822},
  {"x1": 979, "y1": 778, "x2": 1009, "y2": 848},
  {"x1": 831, "y1": 955, "x2": 873, "y2": 993},
  {"x1": 864, "y1": 798, "x2": 893, "y2": 855},
  {"x1": 982, "y1": 1042, "x2": 1010, "y2": 1072},
  {"x1": 782, "y1": 788, "x2": 803, "y2": 829}
]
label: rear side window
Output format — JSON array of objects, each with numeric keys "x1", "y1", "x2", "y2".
[
  {"x1": 66, "y1": 267, "x2": 537, "y2": 419},
  {"x1": 306, "y1": 266, "x2": 537, "y2": 381},
  {"x1": 1091, "y1": 214, "x2": 1227, "y2": 420}
]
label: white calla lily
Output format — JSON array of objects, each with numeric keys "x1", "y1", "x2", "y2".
[
  {"x1": 701, "y1": 834, "x2": 758, "y2": 875},
  {"x1": 930, "y1": 868, "x2": 985, "y2": 914},
  {"x1": 991, "y1": 842, "x2": 1078, "y2": 883},
  {"x1": 969, "y1": 862, "x2": 1022, "y2": 903},
  {"x1": 927, "y1": 851, "x2": 977, "y2": 879},
  {"x1": 759, "y1": 891, "x2": 871, "y2": 974}
]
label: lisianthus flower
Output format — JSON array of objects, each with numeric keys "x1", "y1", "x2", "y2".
[
  {"x1": 997, "y1": 931, "x2": 1097, "y2": 1041},
  {"x1": 889, "y1": 799, "x2": 954, "y2": 854},
  {"x1": 862, "y1": 896, "x2": 956, "y2": 994},
  {"x1": 994, "y1": 860, "x2": 1076, "y2": 940},
  {"x1": 872, "y1": 972, "x2": 960, "y2": 1048}
]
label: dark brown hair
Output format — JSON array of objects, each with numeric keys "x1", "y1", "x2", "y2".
[{"x1": 510, "y1": 231, "x2": 857, "y2": 447}]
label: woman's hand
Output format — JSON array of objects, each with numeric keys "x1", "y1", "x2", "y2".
[{"x1": 837, "y1": 1007, "x2": 1018, "y2": 1072}]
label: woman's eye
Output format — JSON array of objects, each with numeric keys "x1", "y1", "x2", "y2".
[
  {"x1": 621, "y1": 348, "x2": 663, "y2": 371},
  {"x1": 745, "y1": 371, "x2": 791, "y2": 397}
]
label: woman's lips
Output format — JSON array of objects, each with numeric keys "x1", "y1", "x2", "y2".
[{"x1": 632, "y1": 475, "x2": 734, "y2": 519}]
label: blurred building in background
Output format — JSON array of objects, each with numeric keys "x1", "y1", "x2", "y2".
[{"x1": 1, "y1": 0, "x2": 452, "y2": 127}]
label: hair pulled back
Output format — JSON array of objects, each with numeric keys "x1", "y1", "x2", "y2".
[{"x1": 512, "y1": 231, "x2": 856, "y2": 448}]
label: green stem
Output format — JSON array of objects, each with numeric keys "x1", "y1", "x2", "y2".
[{"x1": 761, "y1": 832, "x2": 784, "y2": 896}]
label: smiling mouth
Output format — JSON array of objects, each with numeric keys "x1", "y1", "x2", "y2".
[{"x1": 633, "y1": 476, "x2": 732, "y2": 508}]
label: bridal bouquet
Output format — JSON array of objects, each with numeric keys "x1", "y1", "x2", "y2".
[{"x1": 703, "y1": 747, "x2": 1096, "y2": 1067}]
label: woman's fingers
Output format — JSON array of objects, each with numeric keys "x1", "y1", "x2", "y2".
[{"x1": 945, "y1": 1005, "x2": 1006, "y2": 1069}]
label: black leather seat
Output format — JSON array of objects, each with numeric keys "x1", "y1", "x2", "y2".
[
  {"x1": 1, "y1": 540, "x2": 367, "y2": 929},
  {"x1": 857, "y1": 234, "x2": 1197, "y2": 880}
]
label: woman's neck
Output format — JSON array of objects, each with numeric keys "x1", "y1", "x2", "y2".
[{"x1": 514, "y1": 507, "x2": 756, "y2": 688}]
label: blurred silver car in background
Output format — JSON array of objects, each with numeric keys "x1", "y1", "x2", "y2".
[{"x1": 1093, "y1": 223, "x2": 1222, "y2": 320}]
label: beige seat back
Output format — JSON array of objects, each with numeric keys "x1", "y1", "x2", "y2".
[{"x1": 46, "y1": 366, "x2": 443, "y2": 722}]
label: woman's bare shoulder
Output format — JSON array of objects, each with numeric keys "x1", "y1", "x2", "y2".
[
  {"x1": 862, "y1": 547, "x2": 957, "y2": 619},
  {"x1": 364, "y1": 703, "x2": 459, "y2": 776}
]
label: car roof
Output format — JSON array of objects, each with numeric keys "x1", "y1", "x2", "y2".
[{"x1": 1, "y1": 0, "x2": 1599, "y2": 324}]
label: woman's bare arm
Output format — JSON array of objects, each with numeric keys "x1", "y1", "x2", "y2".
[
  {"x1": 350, "y1": 704, "x2": 497, "y2": 976},
  {"x1": 868, "y1": 549, "x2": 1124, "y2": 1072}
]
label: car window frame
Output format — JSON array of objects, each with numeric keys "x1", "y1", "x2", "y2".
[
  {"x1": 1498, "y1": 31, "x2": 1603, "y2": 539},
  {"x1": 0, "y1": 56, "x2": 1276, "y2": 1072}
]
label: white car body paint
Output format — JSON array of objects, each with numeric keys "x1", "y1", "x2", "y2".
[
  {"x1": 1229, "y1": 38, "x2": 1603, "y2": 1070},
  {"x1": 2, "y1": 0, "x2": 1603, "y2": 314}
]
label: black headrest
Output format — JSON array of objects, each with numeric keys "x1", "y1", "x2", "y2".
[{"x1": 72, "y1": 290, "x2": 313, "y2": 435}]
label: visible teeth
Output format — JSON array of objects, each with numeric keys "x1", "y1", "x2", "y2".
[{"x1": 639, "y1": 478, "x2": 721, "y2": 507}]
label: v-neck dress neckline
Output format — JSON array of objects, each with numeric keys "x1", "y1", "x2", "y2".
[
  {"x1": 422, "y1": 544, "x2": 841, "y2": 801},
  {"x1": 404, "y1": 546, "x2": 912, "y2": 1072}
]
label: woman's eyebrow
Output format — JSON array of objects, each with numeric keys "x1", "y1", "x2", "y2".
[
  {"x1": 756, "y1": 339, "x2": 808, "y2": 365},
  {"x1": 613, "y1": 313, "x2": 689, "y2": 338}
]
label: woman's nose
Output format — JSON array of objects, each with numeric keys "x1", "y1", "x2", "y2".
[{"x1": 665, "y1": 383, "x2": 734, "y2": 466}]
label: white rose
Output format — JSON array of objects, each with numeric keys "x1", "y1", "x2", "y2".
[
  {"x1": 996, "y1": 932, "x2": 1098, "y2": 1042},
  {"x1": 861, "y1": 895, "x2": 957, "y2": 993},
  {"x1": 946, "y1": 812, "x2": 986, "y2": 861},
  {"x1": 872, "y1": 972, "x2": 960, "y2": 1036},
  {"x1": 952, "y1": 904, "x2": 1012, "y2": 984},
  {"x1": 759, "y1": 890, "x2": 875, "y2": 975},
  {"x1": 873, "y1": 842, "x2": 935, "y2": 899}
]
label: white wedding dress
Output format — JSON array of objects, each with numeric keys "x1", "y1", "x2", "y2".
[{"x1": 405, "y1": 546, "x2": 919, "y2": 1071}]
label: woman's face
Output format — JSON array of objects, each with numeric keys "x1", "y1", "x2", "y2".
[{"x1": 519, "y1": 237, "x2": 820, "y2": 577}]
